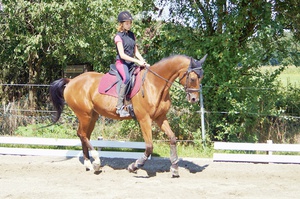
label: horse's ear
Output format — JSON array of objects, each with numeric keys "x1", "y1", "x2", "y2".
[
  {"x1": 198, "y1": 54, "x2": 208, "y2": 65},
  {"x1": 191, "y1": 57, "x2": 197, "y2": 68}
]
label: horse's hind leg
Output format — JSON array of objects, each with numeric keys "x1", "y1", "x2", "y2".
[
  {"x1": 77, "y1": 111, "x2": 101, "y2": 171},
  {"x1": 88, "y1": 112, "x2": 101, "y2": 171}
]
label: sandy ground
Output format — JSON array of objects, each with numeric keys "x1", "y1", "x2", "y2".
[{"x1": 0, "y1": 155, "x2": 299, "y2": 199}]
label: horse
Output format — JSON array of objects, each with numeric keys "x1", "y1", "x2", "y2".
[{"x1": 49, "y1": 54, "x2": 206, "y2": 177}]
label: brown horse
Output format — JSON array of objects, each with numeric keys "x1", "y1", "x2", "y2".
[{"x1": 49, "y1": 54, "x2": 206, "y2": 177}]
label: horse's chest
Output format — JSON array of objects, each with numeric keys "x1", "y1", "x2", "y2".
[{"x1": 156, "y1": 100, "x2": 171, "y2": 113}]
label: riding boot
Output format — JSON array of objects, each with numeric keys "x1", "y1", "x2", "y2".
[{"x1": 116, "y1": 83, "x2": 130, "y2": 117}]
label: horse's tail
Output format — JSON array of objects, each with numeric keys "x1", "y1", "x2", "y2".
[{"x1": 49, "y1": 78, "x2": 70, "y2": 123}]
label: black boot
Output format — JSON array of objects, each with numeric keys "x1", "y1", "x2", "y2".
[{"x1": 116, "y1": 83, "x2": 130, "y2": 117}]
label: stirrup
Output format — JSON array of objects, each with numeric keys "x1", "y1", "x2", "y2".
[{"x1": 116, "y1": 106, "x2": 130, "y2": 117}]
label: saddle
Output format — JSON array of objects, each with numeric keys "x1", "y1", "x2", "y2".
[{"x1": 98, "y1": 64, "x2": 142, "y2": 100}]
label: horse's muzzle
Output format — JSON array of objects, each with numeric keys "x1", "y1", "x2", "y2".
[{"x1": 186, "y1": 93, "x2": 199, "y2": 103}]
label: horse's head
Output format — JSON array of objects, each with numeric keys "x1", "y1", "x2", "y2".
[{"x1": 179, "y1": 54, "x2": 207, "y2": 103}]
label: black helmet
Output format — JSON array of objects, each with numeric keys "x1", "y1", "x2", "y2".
[{"x1": 118, "y1": 11, "x2": 133, "y2": 22}]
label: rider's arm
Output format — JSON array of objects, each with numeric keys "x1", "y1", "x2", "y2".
[
  {"x1": 134, "y1": 45, "x2": 145, "y2": 63},
  {"x1": 116, "y1": 41, "x2": 145, "y2": 66},
  {"x1": 135, "y1": 45, "x2": 150, "y2": 67}
]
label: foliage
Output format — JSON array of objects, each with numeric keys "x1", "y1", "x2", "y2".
[
  {"x1": 117, "y1": 119, "x2": 144, "y2": 141},
  {"x1": 148, "y1": 0, "x2": 300, "y2": 143},
  {"x1": 0, "y1": 0, "x2": 151, "y2": 107},
  {"x1": 167, "y1": 84, "x2": 202, "y2": 141}
]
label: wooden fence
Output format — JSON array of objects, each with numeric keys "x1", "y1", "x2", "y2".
[
  {"x1": 213, "y1": 140, "x2": 300, "y2": 164},
  {"x1": 0, "y1": 136, "x2": 146, "y2": 159}
]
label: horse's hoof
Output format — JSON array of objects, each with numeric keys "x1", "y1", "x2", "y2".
[
  {"x1": 84, "y1": 160, "x2": 94, "y2": 171},
  {"x1": 172, "y1": 174, "x2": 180, "y2": 178},
  {"x1": 127, "y1": 163, "x2": 137, "y2": 173},
  {"x1": 93, "y1": 163, "x2": 101, "y2": 172},
  {"x1": 170, "y1": 166, "x2": 180, "y2": 178}
]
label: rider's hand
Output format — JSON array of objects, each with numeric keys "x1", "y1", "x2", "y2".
[
  {"x1": 137, "y1": 60, "x2": 145, "y2": 66},
  {"x1": 138, "y1": 60, "x2": 150, "y2": 68}
]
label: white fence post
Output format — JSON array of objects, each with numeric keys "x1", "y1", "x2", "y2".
[
  {"x1": 267, "y1": 140, "x2": 273, "y2": 156},
  {"x1": 267, "y1": 140, "x2": 273, "y2": 164}
]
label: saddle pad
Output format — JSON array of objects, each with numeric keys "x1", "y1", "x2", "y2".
[{"x1": 98, "y1": 72, "x2": 142, "y2": 99}]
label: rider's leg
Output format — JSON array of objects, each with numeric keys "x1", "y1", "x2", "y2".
[
  {"x1": 116, "y1": 83, "x2": 130, "y2": 117},
  {"x1": 116, "y1": 61, "x2": 130, "y2": 117}
]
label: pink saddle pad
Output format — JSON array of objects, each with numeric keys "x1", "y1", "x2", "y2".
[{"x1": 98, "y1": 72, "x2": 142, "y2": 99}]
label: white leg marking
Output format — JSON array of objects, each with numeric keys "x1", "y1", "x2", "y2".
[
  {"x1": 84, "y1": 159, "x2": 93, "y2": 171},
  {"x1": 91, "y1": 150, "x2": 101, "y2": 171}
]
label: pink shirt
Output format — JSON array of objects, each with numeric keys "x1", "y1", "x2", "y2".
[{"x1": 114, "y1": 35, "x2": 122, "y2": 44}]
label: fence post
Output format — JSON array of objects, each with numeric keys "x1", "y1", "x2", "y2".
[
  {"x1": 199, "y1": 84, "x2": 206, "y2": 146},
  {"x1": 267, "y1": 140, "x2": 273, "y2": 164},
  {"x1": 267, "y1": 140, "x2": 273, "y2": 156}
]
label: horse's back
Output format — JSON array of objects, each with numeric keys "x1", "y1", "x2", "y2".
[{"x1": 72, "y1": 71, "x2": 104, "y2": 80}]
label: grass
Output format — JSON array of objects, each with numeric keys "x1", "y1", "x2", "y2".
[
  {"x1": 153, "y1": 142, "x2": 214, "y2": 158},
  {"x1": 261, "y1": 65, "x2": 300, "y2": 88}
]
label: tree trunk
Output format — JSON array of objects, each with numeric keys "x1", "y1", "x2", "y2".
[
  {"x1": 28, "y1": 58, "x2": 37, "y2": 110},
  {"x1": 28, "y1": 53, "x2": 42, "y2": 110}
]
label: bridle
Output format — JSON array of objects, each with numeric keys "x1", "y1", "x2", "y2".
[
  {"x1": 145, "y1": 57, "x2": 204, "y2": 95},
  {"x1": 179, "y1": 59, "x2": 203, "y2": 94}
]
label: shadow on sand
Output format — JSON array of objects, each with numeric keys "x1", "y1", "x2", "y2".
[{"x1": 78, "y1": 157, "x2": 209, "y2": 177}]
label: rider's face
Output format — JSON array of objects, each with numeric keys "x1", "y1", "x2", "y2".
[{"x1": 122, "y1": 21, "x2": 132, "y2": 31}]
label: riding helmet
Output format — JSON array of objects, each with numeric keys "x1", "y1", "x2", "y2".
[{"x1": 118, "y1": 11, "x2": 133, "y2": 22}]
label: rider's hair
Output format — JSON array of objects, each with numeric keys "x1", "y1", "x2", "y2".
[
  {"x1": 117, "y1": 21, "x2": 133, "y2": 32},
  {"x1": 117, "y1": 23, "x2": 124, "y2": 32}
]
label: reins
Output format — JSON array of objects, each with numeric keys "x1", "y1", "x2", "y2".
[
  {"x1": 145, "y1": 66, "x2": 185, "y2": 91},
  {"x1": 144, "y1": 64, "x2": 203, "y2": 93}
]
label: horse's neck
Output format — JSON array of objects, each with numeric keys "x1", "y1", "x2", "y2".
[
  {"x1": 151, "y1": 56, "x2": 188, "y2": 83},
  {"x1": 141, "y1": 56, "x2": 188, "y2": 107},
  {"x1": 145, "y1": 56, "x2": 188, "y2": 98}
]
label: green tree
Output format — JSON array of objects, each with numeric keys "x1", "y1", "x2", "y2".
[
  {"x1": 147, "y1": 0, "x2": 300, "y2": 142},
  {"x1": 274, "y1": 0, "x2": 300, "y2": 41},
  {"x1": 0, "y1": 0, "x2": 152, "y2": 107}
]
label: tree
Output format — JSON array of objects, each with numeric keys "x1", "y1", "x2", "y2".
[
  {"x1": 147, "y1": 0, "x2": 300, "y2": 142},
  {"x1": 0, "y1": 0, "x2": 152, "y2": 107},
  {"x1": 274, "y1": 0, "x2": 300, "y2": 41}
]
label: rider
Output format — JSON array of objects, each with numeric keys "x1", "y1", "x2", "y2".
[{"x1": 114, "y1": 11, "x2": 149, "y2": 117}]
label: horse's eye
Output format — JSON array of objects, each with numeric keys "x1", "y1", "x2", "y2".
[{"x1": 190, "y1": 77, "x2": 196, "y2": 82}]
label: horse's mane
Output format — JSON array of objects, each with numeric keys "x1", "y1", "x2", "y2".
[{"x1": 154, "y1": 54, "x2": 189, "y2": 66}]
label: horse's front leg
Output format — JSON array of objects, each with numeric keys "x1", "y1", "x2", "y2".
[
  {"x1": 156, "y1": 117, "x2": 180, "y2": 178},
  {"x1": 128, "y1": 117, "x2": 153, "y2": 173},
  {"x1": 169, "y1": 136, "x2": 179, "y2": 177}
]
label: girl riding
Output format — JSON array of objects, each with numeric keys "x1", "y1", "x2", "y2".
[{"x1": 114, "y1": 11, "x2": 149, "y2": 117}]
